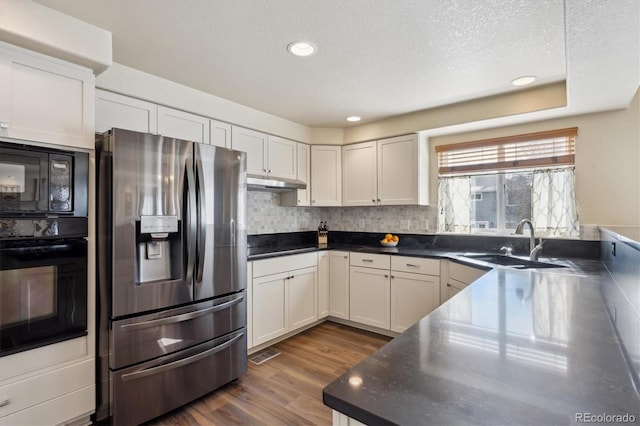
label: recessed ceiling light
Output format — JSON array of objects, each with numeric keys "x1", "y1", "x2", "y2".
[
  {"x1": 287, "y1": 41, "x2": 316, "y2": 57},
  {"x1": 346, "y1": 116, "x2": 361, "y2": 122},
  {"x1": 511, "y1": 76, "x2": 537, "y2": 86}
]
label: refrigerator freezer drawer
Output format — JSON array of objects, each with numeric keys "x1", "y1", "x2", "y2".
[
  {"x1": 111, "y1": 329, "x2": 246, "y2": 426},
  {"x1": 110, "y1": 292, "x2": 246, "y2": 369}
]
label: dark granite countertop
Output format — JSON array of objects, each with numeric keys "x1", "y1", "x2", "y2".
[{"x1": 322, "y1": 262, "x2": 640, "y2": 425}]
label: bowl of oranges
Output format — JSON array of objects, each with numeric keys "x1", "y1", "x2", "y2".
[{"x1": 380, "y1": 233, "x2": 399, "y2": 247}]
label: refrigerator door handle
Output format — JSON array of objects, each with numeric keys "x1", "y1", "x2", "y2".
[
  {"x1": 195, "y1": 145, "x2": 206, "y2": 284},
  {"x1": 185, "y1": 161, "x2": 197, "y2": 287}
]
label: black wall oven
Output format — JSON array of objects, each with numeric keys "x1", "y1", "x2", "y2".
[{"x1": 0, "y1": 141, "x2": 88, "y2": 358}]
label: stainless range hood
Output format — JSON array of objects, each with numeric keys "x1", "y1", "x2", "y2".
[{"x1": 246, "y1": 174, "x2": 306, "y2": 192}]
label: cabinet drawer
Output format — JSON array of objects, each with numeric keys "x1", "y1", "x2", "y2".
[
  {"x1": 449, "y1": 261, "x2": 487, "y2": 285},
  {"x1": 0, "y1": 359, "x2": 94, "y2": 418},
  {"x1": 350, "y1": 252, "x2": 390, "y2": 270},
  {"x1": 253, "y1": 252, "x2": 317, "y2": 277},
  {"x1": 0, "y1": 385, "x2": 94, "y2": 426},
  {"x1": 391, "y1": 257, "x2": 439, "y2": 275}
]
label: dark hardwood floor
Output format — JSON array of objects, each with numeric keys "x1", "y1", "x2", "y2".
[{"x1": 145, "y1": 322, "x2": 392, "y2": 426}]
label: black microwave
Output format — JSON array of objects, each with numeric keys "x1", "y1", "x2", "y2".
[{"x1": 0, "y1": 141, "x2": 88, "y2": 217}]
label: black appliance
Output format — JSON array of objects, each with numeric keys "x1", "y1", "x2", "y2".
[{"x1": 0, "y1": 141, "x2": 88, "y2": 358}]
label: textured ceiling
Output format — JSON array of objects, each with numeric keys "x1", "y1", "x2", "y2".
[{"x1": 34, "y1": 0, "x2": 638, "y2": 129}]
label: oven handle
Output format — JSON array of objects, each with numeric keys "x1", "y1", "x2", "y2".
[
  {"x1": 119, "y1": 294, "x2": 244, "y2": 332},
  {"x1": 0, "y1": 240, "x2": 85, "y2": 254},
  {"x1": 120, "y1": 331, "x2": 244, "y2": 382}
]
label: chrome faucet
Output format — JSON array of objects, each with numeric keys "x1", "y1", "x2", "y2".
[{"x1": 515, "y1": 219, "x2": 544, "y2": 261}]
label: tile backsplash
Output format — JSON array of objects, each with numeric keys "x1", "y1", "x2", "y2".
[{"x1": 247, "y1": 191, "x2": 438, "y2": 235}]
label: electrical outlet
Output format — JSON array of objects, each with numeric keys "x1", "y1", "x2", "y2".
[
  {"x1": 358, "y1": 218, "x2": 365, "y2": 228},
  {"x1": 401, "y1": 220, "x2": 410, "y2": 230},
  {"x1": 421, "y1": 219, "x2": 429, "y2": 230}
]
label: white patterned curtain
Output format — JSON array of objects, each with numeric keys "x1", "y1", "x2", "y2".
[
  {"x1": 438, "y1": 176, "x2": 471, "y2": 233},
  {"x1": 532, "y1": 168, "x2": 579, "y2": 237}
]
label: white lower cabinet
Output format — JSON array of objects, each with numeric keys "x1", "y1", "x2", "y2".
[
  {"x1": 441, "y1": 261, "x2": 487, "y2": 304},
  {"x1": 349, "y1": 253, "x2": 391, "y2": 330},
  {"x1": 350, "y1": 266, "x2": 390, "y2": 329},
  {"x1": 329, "y1": 251, "x2": 350, "y2": 320},
  {"x1": 288, "y1": 268, "x2": 317, "y2": 330},
  {"x1": 253, "y1": 272, "x2": 288, "y2": 345},
  {"x1": 390, "y1": 272, "x2": 439, "y2": 332},
  {"x1": 390, "y1": 257, "x2": 440, "y2": 332},
  {"x1": 317, "y1": 251, "x2": 330, "y2": 319},
  {"x1": 247, "y1": 262, "x2": 253, "y2": 350},
  {"x1": 252, "y1": 253, "x2": 317, "y2": 347}
]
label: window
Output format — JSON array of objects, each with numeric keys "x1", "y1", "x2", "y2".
[{"x1": 437, "y1": 128, "x2": 579, "y2": 237}]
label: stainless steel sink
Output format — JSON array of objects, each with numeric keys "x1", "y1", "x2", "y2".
[{"x1": 460, "y1": 253, "x2": 565, "y2": 269}]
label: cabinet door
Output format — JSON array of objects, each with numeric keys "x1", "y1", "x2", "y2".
[
  {"x1": 317, "y1": 252, "x2": 330, "y2": 319},
  {"x1": 210, "y1": 119, "x2": 231, "y2": 148},
  {"x1": 253, "y1": 273, "x2": 288, "y2": 346},
  {"x1": 246, "y1": 262, "x2": 253, "y2": 349},
  {"x1": 311, "y1": 145, "x2": 342, "y2": 206},
  {"x1": 445, "y1": 279, "x2": 468, "y2": 302},
  {"x1": 0, "y1": 46, "x2": 94, "y2": 149},
  {"x1": 342, "y1": 141, "x2": 378, "y2": 206},
  {"x1": 288, "y1": 267, "x2": 317, "y2": 330},
  {"x1": 377, "y1": 134, "x2": 418, "y2": 205},
  {"x1": 329, "y1": 251, "x2": 350, "y2": 319},
  {"x1": 349, "y1": 266, "x2": 390, "y2": 329},
  {"x1": 390, "y1": 271, "x2": 440, "y2": 332},
  {"x1": 157, "y1": 106, "x2": 209, "y2": 144},
  {"x1": 297, "y1": 142, "x2": 311, "y2": 205},
  {"x1": 267, "y1": 135, "x2": 297, "y2": 180},
  {"x1": 231, "y1": 126, "x2": 268, "y2": 176},
  {"x1": 95, "y1": 89, "x2": 158, "y2": 134}
]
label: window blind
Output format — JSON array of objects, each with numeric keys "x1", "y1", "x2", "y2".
[{"x1": 436, "y1": 127, "x2": 577, "y2": 175}]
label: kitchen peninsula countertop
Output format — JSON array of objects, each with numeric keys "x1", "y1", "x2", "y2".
[
  {"x1": 322, "y1": 262, "x2": 639, "y2": 425},
  {"x1": 247, "y1": 241, "x2": 639, "y2": 424}
]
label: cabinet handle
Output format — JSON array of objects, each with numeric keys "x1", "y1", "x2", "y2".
[
  {"x1": 0, "y1": 399, "x2": 9, "y2": 408},
  {"x1": 390, "y1": 275, "x2": 395, "y2": 279},
  {"x1": 406, "y1": 263, "x2": 419, "y2": 268},
  {"x1": 0, "y1": 122, "x2": 8, "y2": 129},
  {"x1": 446, "y1": 283, "x2": 452, "y2": 287},
  {"x1": 344, "y1": 255, "x2": 348, "y2": 259},
  {"x1": 384, "y1": 274, "x2": 389, "y2": 278},
  {"x1": 362, "y1": 259, "x2": 373, "y2": 262},
  {"x1": 372, "y1": 199, "x2": 376, "y2": 203},
  {"x1": 377, "y1": 199, "x2": 381, "y2": 202},
  {"x1": 290, "y1": 275, "x2": 294, "y2": 279}
]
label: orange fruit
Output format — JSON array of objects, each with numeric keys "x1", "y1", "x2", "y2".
[
  {"x1": 392, "y1": 235, "x2": 399, "y2": 242},
  {"x1": 385, "y1": 233, "x2": 393, "y2": 240}
]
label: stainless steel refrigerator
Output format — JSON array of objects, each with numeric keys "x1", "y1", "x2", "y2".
[{"x1": 95, "y1": 128, "x2": 247, "y2": 425}]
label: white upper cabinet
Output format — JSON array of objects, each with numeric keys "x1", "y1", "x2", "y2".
[
  {"x1": 210, "y1": 119, "x2": 231, "y2": 148},
  {"x1": 311, "y1": 145, "x2": 342, "y2": 207},
  {"x1": 231, "y1": 127, "x2": 297, "y2": 179},
  {"x1": 280, "y1": 142, "x2": 311, "y2": 206},
  {"x1": 231, "y1": 126, "x2": 268, "y2": 175},
  {"x1": 95, "y1": 89, "x2": 158, "y2": 134},
  {"x1": 342, "y1": 141, "x2": 378, "y2": 206},
  {"x1": 341, "y1": 134, "x2": 429, "y2": 206},
  {"x1": 377, "y1": 134, "x2": 428, "y2": 205},
  {"x1": 267, "y1": 135, "x2": 297, "y2": 180},
  {"x1": 157, "y1": 105, "x2": 210, "y2": 144},
  {"x1": 0, "y1": 43, "x2": 95, "y2": 150}
]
